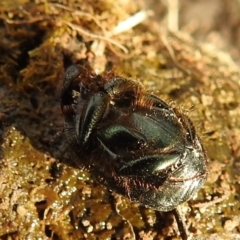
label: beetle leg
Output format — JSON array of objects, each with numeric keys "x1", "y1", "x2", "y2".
[
  {"x1": 98, "y1": 124, "x2": 148, "y2": 150},
  {"x1": 97, "y1": 137, "x2": 118, "y2": 159},
  {"x1": 77, "y1": 91, "x2": 110, "y2": 145},
  {"x1": 118, "y1": 148, "x2": 183, "y2": 177},
  {"x1": 141, "y1": 94, "x2": 170, "y2": 110},
  {"x1": 61, "y1": 65, "x2": 81, "y2": 113},
  {"x1": 104, "y1": 77, "x2": 143, "y2": 107},
  {"x1": 171, "y1": 207, "x2": 189, "y2": 240},
  {"x1": 63, "y1": 65, "x2": 81, "y2": 90},
  {"x1": 104, "y1": 77, "x2": 142, "y2": 95},
  {"x1": 132, "y1": 93, "x2": 175, "y2": 116}
]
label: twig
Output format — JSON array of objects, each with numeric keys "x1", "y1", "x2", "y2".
[
  {"x1": 167, "y1": 0, "x2": 179, "y2": 31},
  {"x1": 112, "y1": 10, "x2": 152, "y2": 35},
  {"x1": 61, "y1": 20, "x2": 129, "y2": 54}
]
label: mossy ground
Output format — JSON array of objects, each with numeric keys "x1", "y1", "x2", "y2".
[{"x1": 0, "y1": 0, "x2": 240, "y2": 239}]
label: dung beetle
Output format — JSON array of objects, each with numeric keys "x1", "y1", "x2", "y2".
[{"x1": 61, "y1": 64, "x2": 208, "y2": 239}]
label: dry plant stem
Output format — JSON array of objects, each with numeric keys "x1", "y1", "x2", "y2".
[
  {"x1": 193, "y1": 190, "x2": 231, "y2": 208},
  {"x1": 53, "y1": 4, "x2": 151, "y2": 36},
  {"x1": 2, "y1": 16, "x2": 52, "y2": 24},
  {"x1": 55, "y1": 4, "x2": 151, "y2": 56},
  {"x1": 161, "y1": 33, "x2": 191, "y2": 75},
  {"x1": 51, "y1": 3, "x2": 106, "y2": 33},
  {"x1": 112, "y1": 10, "x2": 151, "y2": 35},
  {"x1": 171, "y1": 207, "x2": 189, "y2": 240},
  {"x1": 61, "y1": 20, "x2": 129, "y2": 54},
  {"x1": 167, "y1": 0, "x2": 179, "y2": 31}
]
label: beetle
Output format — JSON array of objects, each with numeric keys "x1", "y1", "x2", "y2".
[{"x1": 60, "y1": 64, "x2": 208, "y2": 239}]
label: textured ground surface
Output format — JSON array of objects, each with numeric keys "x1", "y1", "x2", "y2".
[{"x1": 0, "y1": 0, "x2": 240, "y2": 239}]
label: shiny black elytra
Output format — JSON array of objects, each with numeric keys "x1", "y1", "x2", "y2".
[{"x1": 61, "y1": 64, "x2": 208, "y2": 214}]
